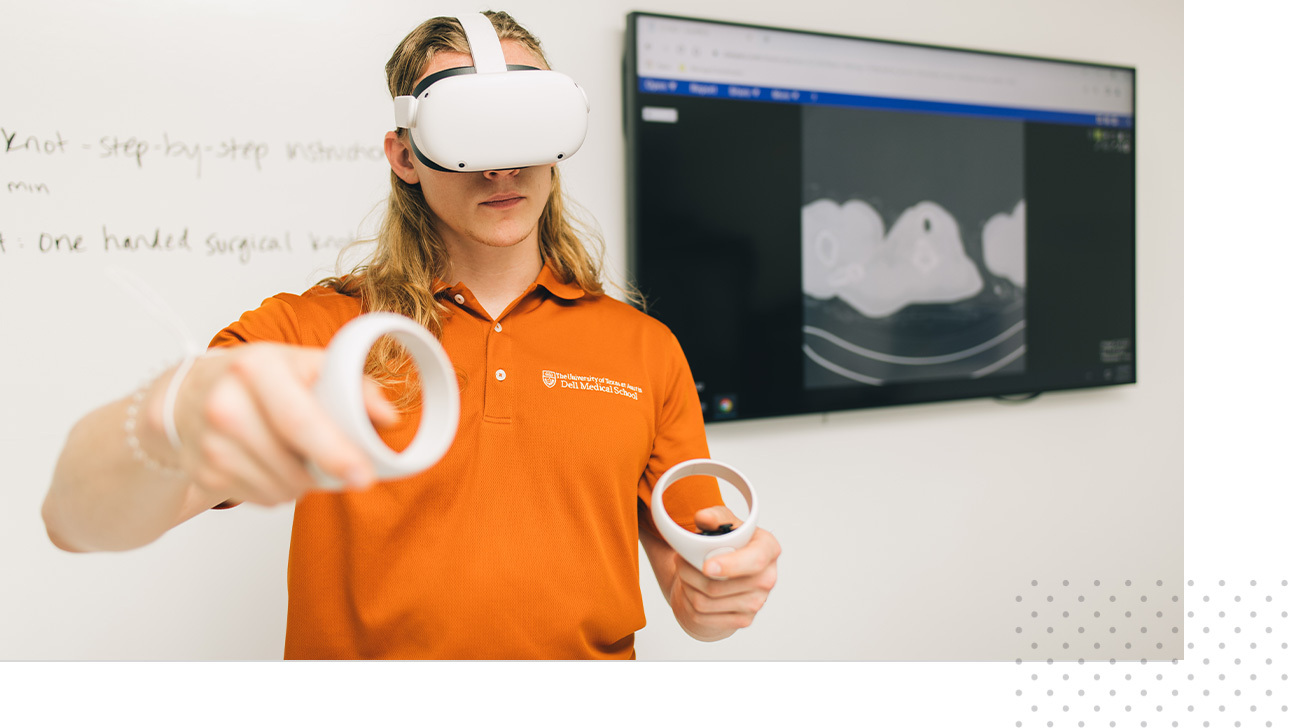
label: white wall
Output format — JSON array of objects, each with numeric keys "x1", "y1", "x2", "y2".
[{"x1": 0, "y1": 0, "x2": 1182, "y2": 660}]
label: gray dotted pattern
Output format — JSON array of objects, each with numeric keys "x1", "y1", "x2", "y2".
[
  {"x1": 1014, "y1": 578, "x2": 1183, "y2": 659},
  {"x1": 1015, "y1": 579, "x2": 1289, "y2": 726}
]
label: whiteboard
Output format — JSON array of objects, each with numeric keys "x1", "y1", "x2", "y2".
[{"x1": 0, "y1": 1, "x2": 443, "y2": 658}]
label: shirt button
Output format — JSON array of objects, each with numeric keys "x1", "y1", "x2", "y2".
[
  {"x1": 453, "y1": 294, "x2": 466, "y2": 305},
  {"x1": 494, "y1": 323, "x2": 503, "y2": 333},
  {"x1": 495, "y1": 369, "x2": 506, "y2": 381}
]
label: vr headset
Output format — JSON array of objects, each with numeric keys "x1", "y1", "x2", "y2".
[{"x1": 392, "y1": 13, "x2": 589, "y2": 172}]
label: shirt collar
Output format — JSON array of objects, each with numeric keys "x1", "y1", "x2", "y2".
[
  {"x1": 533, "y1": 263, "x2": 587, "y2": 300},
  {"x1": 432, "y1": 263, "x2": 587, "y2": 301}
]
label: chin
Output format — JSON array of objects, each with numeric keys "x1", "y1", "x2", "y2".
[
  {"x1": 476, "y1": 223, "x2": 540, "y2": 249},
  {"x1": 474, "y1": 232, "x2": 532, "y2": 249}
]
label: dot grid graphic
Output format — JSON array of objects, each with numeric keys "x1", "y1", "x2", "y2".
[{"x1": 1015, "y1": 579, "x2": 1289, "y2": 726}]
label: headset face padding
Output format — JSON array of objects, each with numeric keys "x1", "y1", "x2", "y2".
[{"x1": 392, "y1": 15, "x2": 590, "y2": 173}]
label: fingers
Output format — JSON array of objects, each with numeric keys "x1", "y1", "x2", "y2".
[
  {"x1": 701, "y1": 527, "x2": 782, "y2": 579},
  {"x1": 693, "y1": 505, "x2": 741, "y2": 534},
  {"x1": 189, "y1": 429, "x2": 297, "y2": 506},
  {"x1": 228, "y1": 347, "x2": 377, "y2": 489},
  {"x1": 362, "y1": 378, "x2": 400, "y2": 428},
  {"x1": 678, "y1": 578, "x2": 770, "y2": 621},
  {"x1": 671, "y1": 526, "x2": 780, "y2": 635},
  {"x1": 676, "y1": 549, "x2": 778, "y2": 598},
  {"x1": 670, "y1": 556, "x2": 770, "y2": 633},
  {"x1": 168, "y1": 342, "x2": 386, "y2": 507},
  {"x1": 194, "y1": 376, "x2": 320, "y2": 504}
]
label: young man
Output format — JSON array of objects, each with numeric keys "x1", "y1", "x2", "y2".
[{"x1": 42, "y1": 11, "x2": 780, "y2": 659}]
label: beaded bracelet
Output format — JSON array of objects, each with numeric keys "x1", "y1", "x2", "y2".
[{"x1": 124, "y1": 374, "x2": 186, "y2": 477}]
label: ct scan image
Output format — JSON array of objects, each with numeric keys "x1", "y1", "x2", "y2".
[{"x1": 801, "y1": 106, "x2": 1027, "y2": 388}]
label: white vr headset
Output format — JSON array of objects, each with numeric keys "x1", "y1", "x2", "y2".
[{"x1": 393, "y1": 13, "x2": 589, "y2": 172}]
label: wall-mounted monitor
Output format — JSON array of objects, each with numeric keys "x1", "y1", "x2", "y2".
[{"x1": 625, "y1": 12, "x2": 1136, "y2": 422}]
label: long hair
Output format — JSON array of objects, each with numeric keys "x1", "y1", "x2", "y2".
[{"x1": 320, "y1": 12, "x2": 611, "y2": 394}]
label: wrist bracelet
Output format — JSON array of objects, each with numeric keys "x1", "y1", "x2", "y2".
[
  {"x1": 124, "y1": 377, "x2": 185, "y2": 477},
  {"x1": 161, "y1": 355, "x2": 198, "y2": 451}
]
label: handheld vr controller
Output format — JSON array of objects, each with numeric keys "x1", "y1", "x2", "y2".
[
  {"x1": 311, "y1": 313, "x2": 460, "y2": 489},
  {"x1": 651, "y1": 459, "x2": 761, "y2": 572}
]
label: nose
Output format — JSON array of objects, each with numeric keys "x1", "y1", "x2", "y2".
[{"x1": 483, "y1": 167, "x2": 521, "y2": 179}]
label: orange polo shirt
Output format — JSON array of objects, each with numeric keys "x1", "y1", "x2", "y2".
[{"x1": 209, "y1": 265, "x2": 719, "y2": 659}]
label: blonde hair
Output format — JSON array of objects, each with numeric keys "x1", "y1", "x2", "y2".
[{"x1": 321, "y1": 11, "x2": 612, "y2": 391}]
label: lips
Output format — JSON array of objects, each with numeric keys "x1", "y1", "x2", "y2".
[{"x1": 481, "y1": 193, "x2": 524, "y2": 209}]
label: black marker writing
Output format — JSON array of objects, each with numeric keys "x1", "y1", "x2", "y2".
[
  {"x1": 99, "y1": 135, "x2": 149, "y2": 168},
  {"x1": 285, "y1": 141, "x2": 383, "y2": 163},
  {"x1": 205, "y1": 231, "x2": 292, "y2": 264},
  {"x1": 0, "y1": 227, "x2": 358, "y2": 260},
  {"x1": 161, "y1": 133, "x2": 203, "y2": 178},
  {"x1": 39, "y1": 232, "x2": 85, "y2": 253},
  {"x1": 216, "y1": 138, "x2": 269, "y2": 171},
  {"x1": 6, "y1": 180, "x2": 51, "y2": 194},
  {"x1": 2, "y1": 127, "x2": 69, "y2": 155},
  {"x1": 103, "y1": 226, "x2": 192, "y2": 253},
  {"x1": 309, "y1": 232, "x2": 353, "y2": 252}
]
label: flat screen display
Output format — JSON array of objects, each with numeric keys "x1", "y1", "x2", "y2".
[{"x1": 625, "y1": 13, "x2": 1135, "y2": 422}]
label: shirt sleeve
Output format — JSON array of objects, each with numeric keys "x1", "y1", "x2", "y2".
[
  {"x1": 208, "y1": 288, "x2": 359, "y2": 350},
  {"x1": 637, "y1": 329, "x2": 723, "y2": 537}
]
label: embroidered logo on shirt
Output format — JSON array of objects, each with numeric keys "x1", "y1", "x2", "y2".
[{"x1": 541, "y1": 370, "x2": 642, "y2": 401}]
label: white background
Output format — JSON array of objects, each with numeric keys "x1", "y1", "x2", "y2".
[{"x1": 0, "y1": 0, "x2": 1231, "y2": 722}]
